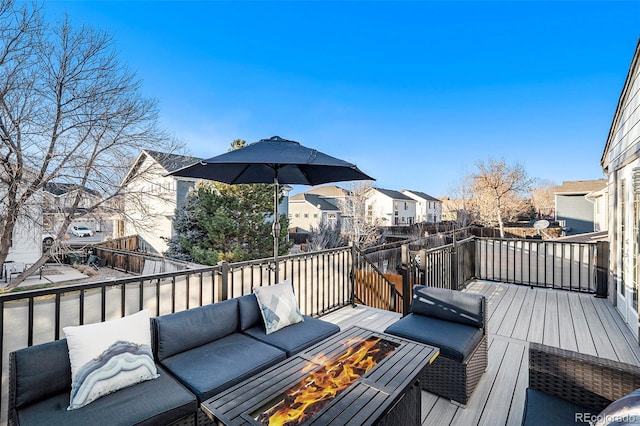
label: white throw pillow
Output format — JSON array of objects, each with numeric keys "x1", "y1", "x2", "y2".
[
  {"x1": 63, "y1": 309, "x2": 158, "y2": 410},
  {"x1": 254, "y1": 280, "x2": 304, "y2": 334}
]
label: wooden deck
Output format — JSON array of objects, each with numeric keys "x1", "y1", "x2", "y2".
[{"x1": 320, "y1": 280, "x2": 640, "y2": 426}]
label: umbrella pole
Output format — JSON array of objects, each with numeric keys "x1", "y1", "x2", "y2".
[{"x1": 273, "y1": 177, "x2": 280, "y2": 283}]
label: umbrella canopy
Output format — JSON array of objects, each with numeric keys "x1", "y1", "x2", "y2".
[
  {"x1": 171, "y1": 136, "x2": 374, "y2": 282},
  {"x1": 171, "y1": 136, "x2": 374, "y2": 185}
]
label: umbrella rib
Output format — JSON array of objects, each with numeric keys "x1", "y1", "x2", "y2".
[{"x1": 229, "y1": 163, "x2": 254, "y2": 184}]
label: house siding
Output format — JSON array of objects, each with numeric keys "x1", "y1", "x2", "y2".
[
  {"x1": 556, "y1": 194, "x2": 597, "y2": 235},
  {"x1": 601, "y1": 38, "x2": 640, "y2": 337}
]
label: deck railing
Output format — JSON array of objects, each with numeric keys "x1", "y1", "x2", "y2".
[{"x1": 475, "y1": 238, "x2": 602, "y2": 293}]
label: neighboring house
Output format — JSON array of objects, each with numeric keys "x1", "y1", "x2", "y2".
[
  {"x1": 401, "y1": 190, "x2": 442, "y2": 223},
  {"x1": 365, "y1": 188, "x2": 416, "y2": 226},
  {"x1": 42, "y1": 182, "x2": 104, "y2": 236},
  {"x1": 3, "y1": 195, "x2": 43, "y2": 266},
  {"x1": 121, "y1": 150, "x2": 201, "y2": 254},
  {"x1": 288, "y1": 193, "x2": 341, "y2": 232},
  {"x1": 601, "y1": 37, "x2": 640, "y2": 337},
  {"x1": 554, "y1": 180, "x2": 607, "y2": 236}
]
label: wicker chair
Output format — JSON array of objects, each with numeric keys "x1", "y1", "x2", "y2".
[
  {"x1": 524, "y1": 342, "x2": 640, "y2": 425},
  {"x1": 384, "y1": 285, "x2": 488, "y2": 406}
]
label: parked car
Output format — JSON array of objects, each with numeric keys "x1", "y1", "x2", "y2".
[{"x1": 71, "y1": 226, "x2": 93, "y2": 237}]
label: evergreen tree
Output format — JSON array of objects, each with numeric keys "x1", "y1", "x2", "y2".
[{"x1": 165, "y1": 140, "x2": 291, "y2": 264}]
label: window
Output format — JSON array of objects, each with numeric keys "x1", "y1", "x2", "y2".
[
  {"x1": 294, "y1": 213, "x2": 299, "y2": 218},
  {"x1": 304, "y1": 213, "x2": 309, "y2": 218},
  {"x1": 404, "y1": 202, "x2": 408, "y2": 210},
  {"x1": 313, "y1": 213, "x2": 318, "y2": 218}
]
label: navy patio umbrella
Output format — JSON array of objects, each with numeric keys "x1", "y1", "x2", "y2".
[{"x1": 171, "y1": 136, "x2": 374, "y2": 282}]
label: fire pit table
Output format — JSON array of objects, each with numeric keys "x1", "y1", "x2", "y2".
[{"x1": 201, "y1": 325, "x2": 439, "y2": 426}]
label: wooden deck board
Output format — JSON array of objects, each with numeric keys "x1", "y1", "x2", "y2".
[
  {"x1": 320, "y1": 280, "x2": 640, "y2": 426},
  {"x1": 557, "y1": 291, "x2": 578, "y2": 352},
  {"x1": 567, "y1": 292, "x2": 597, "y2": 356},
  {"x1": 526, "y1": 288, "x2": 546, "y2": 343}
]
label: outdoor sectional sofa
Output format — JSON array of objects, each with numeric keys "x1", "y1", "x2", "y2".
[{"x1": 8, "y1": 291, "x2": 340, "y2": 426}]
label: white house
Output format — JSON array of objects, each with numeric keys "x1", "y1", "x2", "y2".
[
  {"x1": 365, "y1": 188, "x2": 416, "y2": 226},
  {"x1": 4, "y1": 200, "x2": 43, "y2": 267},
  {"x1": 401, "y1": 190, "x2": 442, "y2": 223},
  {"x1": 600, "y1": 37, "x2": 640, "y2": 337},
  {"x1": 121, "y1": 150, "x2": 200, "y2": 254},
  {"x1": 288, "y1": 193, "x2": 341, "y2": 232}
]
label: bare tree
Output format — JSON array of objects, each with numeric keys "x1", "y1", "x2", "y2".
[
  {"x1": 465, "y1": 158, "x2": 535, "y2": 238},
  {"x1": 0, "y1": 1, "x2": 177, "y2": 290},
  {"x1": 337, "y1": 182, "x2": 383, "y2": 248},
  {"x1": 530, "y1": 179, "x2": 556, "y2": 219},
  {"x1": 306, "y1": 216, "x2": 343, "y2": 252}
]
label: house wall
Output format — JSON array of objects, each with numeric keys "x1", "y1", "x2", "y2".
[
  {"x1": 592, "y1": 192, "x2": 609, "y2": 232},
  {"x1": 289, "y1": 201, "x2": 322, "y2": 231},
  {"x1": 124, "y1": 156, "x2": 194, "y2": 254},
  {"x1": 555, "y1": 194, "x2": 596, "y2": 235},
  {"x1": 288, "y1": 201, "x2": 338, "y2": 232}
]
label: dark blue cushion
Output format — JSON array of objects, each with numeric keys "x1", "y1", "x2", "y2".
[
  {"x1": 238, "y1": 294, "x2": 262, "y2": 331},
  {"x1": 154, "y1": 298, "x2": 239, "y2": 361},
  {"x1": 522, "y1": 388, "x2": 596, "y2": 426},
  {"x1": 159, "y1": 332, "x2": 286, "y2": 402},
  {"x1": 411, "y1": 285, "x2": 485, "y2": 328},
  {"x1": 384, "y1": 313, "x2": 483, "y2": 362},
  {"x1": 12, "y1": 339, "x2": 71, "y2": 409},
  {"x1": 243, "y1": 315, "x2": 340, "y2": 356},
  {"x1": 15, "y1": 365, "x2": 197, "y2": 426}
]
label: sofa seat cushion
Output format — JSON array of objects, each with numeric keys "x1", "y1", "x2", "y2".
[
  {"x1": 384, "y1": 313, "x2": 483, "y2": 362},
  {"x1": 522, "y1": 388, "x2": 597, "y2": 426},
  {"x1": 160, "y1": 332, "x2": 286, "y2": 402},
  {"x1": 243, "y1": 315, "x2": 340, "y2": 356},
  {"x1": 15, "y1": 365, "x2": 197, "y2": 426}
]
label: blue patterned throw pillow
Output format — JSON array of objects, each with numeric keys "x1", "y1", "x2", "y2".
[
  {"x1": 63, "y1": 310, "x2": 159, "y2": 410},
  {"x1": 254, "y1": 281, "x2": 304, "y2": 334}
]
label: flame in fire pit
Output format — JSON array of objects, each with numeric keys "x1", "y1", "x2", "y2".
[{"x1": 255, "y1": 336, "x2": 397, "y2": 426}]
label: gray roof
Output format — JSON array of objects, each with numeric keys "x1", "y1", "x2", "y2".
[
  {"x1": 303, "y1": 194, "x2": 340, "y2": 211},
  {"x1": 44, "y1": 182, "x2": 100, "y2": 197},
  {"x1": 403, "y1": 190, "x2": 440, "y2": 202},
  {"x1": 374, "y1": 188, "x2": 414, "y2": 201},
  {"x1": 144, "y1": 150, "x2": 202, "y2": 173}
]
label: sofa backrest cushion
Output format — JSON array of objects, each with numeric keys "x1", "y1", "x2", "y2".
[
  {"x1": 12, "y1": 339, "x2": 72, "y2": 409},
  {"x1": 154, "y1": 298, "x2": 239, "y2": 361},
  {"x1": 238, "y1": 294, "x2": 263, "y2": 331},
  {"x1": 411, "y1": 285, "x2": 485, "y2": 329}
]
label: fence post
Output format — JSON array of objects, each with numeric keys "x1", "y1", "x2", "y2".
[
  {"x1": 451, "y1": 235, "x2": 459, "y2": 291},
  {"x1": 401, "y1": 266, "x2": 411, "y2": 316},
  {"x1": 595, "y1": 241, "x2": 609, "y2": 298},
  {"x1": 218, "y1": 261, "x2": 229, "y2": 301}
]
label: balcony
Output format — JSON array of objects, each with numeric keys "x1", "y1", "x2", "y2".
[{"x1": 1, "y1": 236, "x2": 636, "y2": 425}]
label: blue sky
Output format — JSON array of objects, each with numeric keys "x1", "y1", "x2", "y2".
[{"x1": 44, "y1": 1, "x2": 640, "y2": 196}]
